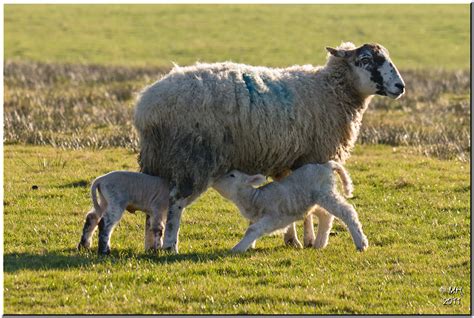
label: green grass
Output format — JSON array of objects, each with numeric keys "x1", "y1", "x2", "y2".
[
  {"x1": 4, "y1": 145, "x2": 470, "y2": 314},
  {"x1": 5, "y1": 4, "x2": 470, "y2": 69}
]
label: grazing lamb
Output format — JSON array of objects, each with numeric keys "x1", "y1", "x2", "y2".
[
  {"x1": 77, "y1": 171, "x2": 168, "y2": 255},
  {"x1": 212, "y1": 161, "x2": 367, "y2": 252},
  {"x1": 134, "y1": 42, "x2": 405, "y2": 253}
]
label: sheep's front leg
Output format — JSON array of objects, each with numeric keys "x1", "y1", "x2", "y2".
[
  {"x1": 232, "y1": 216, "x2": 281, "y2": 253},
  {"x1": 318, "y1": 195, "x2": 368, "y2": 251},
  {"x1": 162, "y1": 200, "x2": 185, "y2": 254}
]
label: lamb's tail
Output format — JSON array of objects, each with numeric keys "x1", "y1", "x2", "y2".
[
  {"x1": 328, "y1": 161, "x2": 353, "y2": 198},
  {"x1": 90, "y1": 178, "x2": 102, "y2": 213}
]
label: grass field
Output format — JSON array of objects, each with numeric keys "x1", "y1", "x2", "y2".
[
  {"x1": 3, "y1": 145, "x2": 470, "y2": 314},
  {"x1": 3, "y1": 4, "x2": 471, "y2": 315},
  {"x1": 4, "y1": 4, "x2": 470, "y2": 69}
]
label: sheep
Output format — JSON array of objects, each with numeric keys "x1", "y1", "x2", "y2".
[
  {"x1": 77, "y1": 171, "x2": 169, "y2": 255},
  {"x1": 212, "y1": 161, "x2": 367, "y2": 252},
  {"x1": 134, "y1": 42, "x2": 405, "y2": 253}
]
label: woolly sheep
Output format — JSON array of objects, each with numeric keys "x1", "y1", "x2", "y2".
[
  {"x1": 134, "y1": 42, "x2": 405, "y2": 253},
  {"x1": 77, "y1": 171, "x2": 168, "y2": 255},
  {"x1": 212, "y1": 161, "x2": 367, "y2": 252}
]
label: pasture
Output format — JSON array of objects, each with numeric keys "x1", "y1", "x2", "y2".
[{"x1": 3, "y1": 4, "x2": 471, "y2": 315}]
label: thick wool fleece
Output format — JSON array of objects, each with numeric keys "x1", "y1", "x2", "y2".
[{"x1": 135, "y1": 45, "x2": 371, "y2": 196}]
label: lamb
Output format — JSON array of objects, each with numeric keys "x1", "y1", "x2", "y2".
[
  {"x1": 77, "y1": 171, "x2": 169, "y2": 255},
  {"x1": 134, "y1": 42, "x2": 405, "y2": 253},
  {"x1": 212, "y1": 161, "x2": 368, "y2": 252}
]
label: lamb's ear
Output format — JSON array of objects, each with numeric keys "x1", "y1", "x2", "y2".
[
  {"x1": 246, "y1": 174, "x2": 266, "y2": 186},
  {"x1": 326, "y1": 47, "x2": 355, "y2": 59}
]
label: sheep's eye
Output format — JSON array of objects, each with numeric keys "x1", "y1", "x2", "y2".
[
  {"x1": 229, "y1": 174, "x2": 235, "y2": 178},
  {"x1": 360, "y1": 57, "x2": 371, "y2": 65}
]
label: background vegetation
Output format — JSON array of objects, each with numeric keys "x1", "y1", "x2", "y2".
[
  {"x1": 3, "y1": 4, "x2": 471, "y2": 315},
  {"x1": 4, "y1": 4, "x2": 470, "y2": 69}
]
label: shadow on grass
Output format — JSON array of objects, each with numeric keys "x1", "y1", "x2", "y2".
[
  {"x1": 4, "y1": 247, "x2": 243, "y2": 273},
  {"x1": 58, "y1": 179, "x2": 89, "y2": 188}
]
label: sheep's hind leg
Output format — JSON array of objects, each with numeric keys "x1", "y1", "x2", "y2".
[
  {"x1": 284, "y1": 223, "x2": 303, "y2": 248},
  {"x1": 97, "y1": 205, "x2": 126, "y2": 255},
  {"x1": 312, "y1": 207, "x2": 334, "y2": 249},
  {"x1": 303, "y1": 213, "x2": 315, "y2": 248},
  {"x1": 78, "y1": 209, "x2": 100, "y2": 250},
  {"x1": 273, "y1": 170, "x2": 302, "y2": 249},
  {"x1": 318, "y1": 195, "x2": 368, "y2": 251}
]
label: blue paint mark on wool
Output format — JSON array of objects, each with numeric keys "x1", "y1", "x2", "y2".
[
  {"x1": 262, "y1": 77, "x2": 293, "y2": 110},
  {"x1": 242, "y1": 73, "x2": 258, "y2": 104},
  {"x1": 242, "y1": 73, "x2": 293, "y2": 112}
]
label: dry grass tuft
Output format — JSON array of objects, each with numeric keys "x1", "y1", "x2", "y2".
[{"x1": 4, "y1": 61, "x2": 470, "y2": 161}]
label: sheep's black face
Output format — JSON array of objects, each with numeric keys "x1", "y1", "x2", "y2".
[{"x1": 327, "y1": 43, "x2": 405, "y2": 99}]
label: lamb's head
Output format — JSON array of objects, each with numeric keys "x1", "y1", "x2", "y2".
[
  {"x1": 326, "y1": 42, "x2": 405, "y2": 99},
  {"x1": 213, "y1": 170, "x2": 266, "y2": 200}
]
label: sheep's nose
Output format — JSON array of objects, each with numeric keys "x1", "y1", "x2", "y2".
[{"x1": 395, "y1": 83, "x2": 405, "y2": 91}]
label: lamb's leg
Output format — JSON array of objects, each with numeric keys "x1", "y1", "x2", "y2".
[
  {"x1": 249, "y1": 220, "x2": 256, "y2": 249},
  {"x1": 273, "y1": 170, "x2": 302, "y2": 249},
  {"x1": 318, "y1": 195, "x2": 368, "y2": 251},
  {"x1": 97, "y1": 204, "x2": 126, "y2": 255},
  {"x1": 149, "y1": 207, "x2": 166, "y2": 251},
  {"x1": 232, "y1": 216, "x2": 284, "y2": 253},
  {"x1": 144, "y1": 215, "x2": 155, "y2": 251},
  {"x1": 312, "y1": 207, "x2": 334, "y2": 249},
  {"x1": 303, "y1": 213, "x2": 315, "y2": 248},
  {"x1": 78, "y1": 208, "x2": 100, "y2": 250},
  {"x1": 284, "y1": 223, "x2": 303, "y2": 248}
]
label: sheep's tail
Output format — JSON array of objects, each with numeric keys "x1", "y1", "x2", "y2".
[
  {"x1": 328, "y1": 161, "x2": 353, "y2": 198},
  {"x1": 90, "y1": 178, "x2": 102, "y2": 213}
]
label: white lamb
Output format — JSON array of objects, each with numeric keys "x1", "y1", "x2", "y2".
[
  {"x1": 213, "y1": 161, "x2": 368, "y2": 252},
  {"x1": 77, "y1": 171, "x2": 169, "y2": 255}
]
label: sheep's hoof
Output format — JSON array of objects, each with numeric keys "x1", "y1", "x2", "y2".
[
  {"x1": 303, "y1": 238, "x2": 315, "y2": 248},
  {"x1": 77, "y1": 241, "x2": 91, "y2": 251},
  {"x1": 230, "y1": 247, "x2": 247, "y2": 253},
  {"x1": 98, "y1": 245, "x2": 111, "y2": 256},
  {"x1": 312, "y1": 241, "x2": 328, "y2": 249},
  {"x1": 163, "y1": 245, "x2": 178, "y2": 254},
  {"x1": 285, "y1": 238, "x2": 303, "y2": 249},
  {"x1": 356, "y1": 238, "x2": 369, "y2": 252}
]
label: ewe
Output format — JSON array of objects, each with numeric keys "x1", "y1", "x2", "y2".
[{"x1": 134, "y1": 42, "x2": 405, "y2": 253}]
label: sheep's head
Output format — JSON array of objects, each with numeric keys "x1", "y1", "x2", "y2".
[
  {"x1": 213, "y1": 170, "x2": 266, "y2": 200},
  {"x1": 326, "y1": 42, "x2": 405, "y2": 99}
]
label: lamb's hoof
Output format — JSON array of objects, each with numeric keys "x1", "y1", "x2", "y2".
[
  {"x1": 231, "y1": 247, "x2": 247, "y2": 253},
  {"x1": 356, "y1": 238, "x2": 369, "y2": 252},
  {"x1": 303, "y1": 238, "x2": 315, "y2": 248},
  {"x1": 312, "y1": 241, "x2": 328, "y2": 249},
  {"x1": 285, "y1": 238, "x2": 303, "y2": 249}
]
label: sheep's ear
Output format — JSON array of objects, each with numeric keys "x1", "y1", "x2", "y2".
[
  {"x1": 326, "y1": 47, "x2": 355, "y2": 59},
  {"x1": 246, "y1": 174, "x2": 266, "y2": 186}
]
